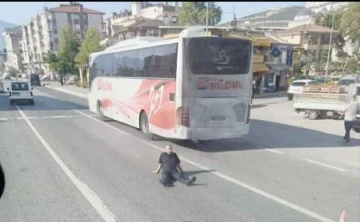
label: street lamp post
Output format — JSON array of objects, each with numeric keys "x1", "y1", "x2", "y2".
[
  {"x1": 325, "y1": 5, "x2": 336, "y2": 78},
  {"x1": 206, "y1": 2, "x2": 209, "y2": 34}
]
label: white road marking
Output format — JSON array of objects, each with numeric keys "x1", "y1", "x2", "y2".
[
  {"x1": 74, "y1": 109, "x2": 335, "y2": 222},
  {"x1": 16, "y1": 106, "x2": 118, "y2": 222},
  {"x1": 27, "y1": 115, "x2": 97, "y2": 120},
  {"x1": 265, "y1": 149, "x2": 284, "y2": 155},
  {"x1": 305, "y1": 159, "x2": 347, "y2": 172},
  {"x1": 1, "y1": 115, "x2": 97, "y2": 121}
]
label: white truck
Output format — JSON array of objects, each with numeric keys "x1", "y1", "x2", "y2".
[{"x1": 293, "y1": 83, "x2": 360, "y2": 126}]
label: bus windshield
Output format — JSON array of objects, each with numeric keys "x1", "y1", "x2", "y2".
[{"x1": 185, "y1": 37, "x2": 252, "y2": 75}]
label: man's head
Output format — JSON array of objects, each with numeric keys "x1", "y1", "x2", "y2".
[{"x1": 165, "y1": 144, "x2": 173, "y2": 154}]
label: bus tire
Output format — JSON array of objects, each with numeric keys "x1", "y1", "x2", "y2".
[
  {"x1": 140, "y1": 111, "x2": 155, "y2": 140},
  {"x1": 97, "y1": 100, "x2": 106, "y2": 120}
]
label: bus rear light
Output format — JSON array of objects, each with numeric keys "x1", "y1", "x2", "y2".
[
  {"x1": 246, "y1": 105, "x2": 251, "y2": 124},
  {"x1": 176, "y1": 106, "x2": 190, "y2": 127}
]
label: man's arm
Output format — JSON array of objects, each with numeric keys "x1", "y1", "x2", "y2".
[
  {"x1": 153, "y1": 153, "x2": 163, "y2": 174},
  {"x1": 152, "y1": 164, "x2": 162, "y2": 174}
]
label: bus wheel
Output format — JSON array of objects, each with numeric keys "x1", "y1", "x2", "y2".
[
  {"x1": 97, "y1": 100, "x2": 105, "y2": 120},
  {"x1": 140, "y1": 112, "x2": 155, "y2": 140}
]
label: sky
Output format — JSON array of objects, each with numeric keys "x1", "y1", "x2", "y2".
[{"x1": 0, "y1": 1, "x2": 305, "y2": 26}]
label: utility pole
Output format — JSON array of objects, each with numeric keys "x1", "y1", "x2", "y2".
[
  {"x1": 325, "y1": 3, "x2": 335, "y2": 78},
  {"x1": 206, "y1": 2, "x2": 209, "y2": 34}
]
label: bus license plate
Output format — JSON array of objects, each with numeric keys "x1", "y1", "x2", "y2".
[{"x1": 211, "y1": 115, "x2": 226, "y2": 121}]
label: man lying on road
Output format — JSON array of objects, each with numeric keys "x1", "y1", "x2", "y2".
[{"x1": 152, "y1": 144, "x2": 196, "y2": 187}]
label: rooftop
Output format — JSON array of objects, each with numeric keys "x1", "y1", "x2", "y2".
[
  {"x1": 48, "y1": 4, "x2": 105, "y2": 15},
  {"x1": 277, "y1": 24, "x2": 338, "y2": 35}
]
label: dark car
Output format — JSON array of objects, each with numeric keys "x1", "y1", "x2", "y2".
[
  {"x1": 30, "y1": 74, "x2": 41, "y2": 86},
  {"x1": 353, "y1": 115, "x2": 360, "y2": 133}
]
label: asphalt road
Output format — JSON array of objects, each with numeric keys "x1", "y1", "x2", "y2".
[{"x1": 0, "y1": 86, "x2": 359, "y2": 222}]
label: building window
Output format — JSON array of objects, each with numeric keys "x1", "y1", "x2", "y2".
[{"x1": 320, "y1": 34, "x2": 330, "y2": 45}]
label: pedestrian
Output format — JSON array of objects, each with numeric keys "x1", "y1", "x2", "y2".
[
  {"x1": 342, "y1": 95, "x2": 360, "y2": 143},
  {"x1": 152, "y1": 144, "x2": 196, "y2": 187},
  {"x1": 60, "y1": 75, "x2": 64, "y2": 87},
  {"x1": 251, "y1": 80, "x2": 256, "y2": 104}
]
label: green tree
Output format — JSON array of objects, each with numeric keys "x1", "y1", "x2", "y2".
[
  {"x1": 75, "y1": 28, "x2": 103, "y2": 86},
  {"x1": 339, "y1": 2, "x2": 360, "y2": 60},
  {"x1": 179, "y1": 2, "x2": 222, "y2": 26},
  {"x1": 58, "y1": 27, "x2": 80, "y2": 76},
  {"x1": 8, "y1": 67, "x2": 20, "y2": 78},
  {"x1": 314, "y1": 7, "x2": 346, "y2": 58},
  {"x1": 44, "y1": 51, "x2": 59, "y2": 72}
]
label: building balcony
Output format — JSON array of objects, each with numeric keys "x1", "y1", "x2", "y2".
[{"x1": 253, "y1": 54, "x2": 265, "y2": 63}]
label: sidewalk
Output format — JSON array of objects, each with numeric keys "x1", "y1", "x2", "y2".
[
  {"x1": 254, "y1": 91, "x2": 287, "y2": 99},
  {"x1": 45, "y1": 81, "x2": 287, "y2": 99},
  {"x1": 43, "y1": 81, "x2": 87, "y2": 99}
]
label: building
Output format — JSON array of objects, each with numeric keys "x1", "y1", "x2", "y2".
[
  {"x1": 263, "y1": 40, "x2": 293, "y2": 91},
  {"x1": 288, "y1": 8, "x2": 314, "y2": 28},
  {"x1": 2, "y1": 26, "x2": 23, "y2": 71},
  {"x1": 0, "y1": 54, "x2": 5, "y2": 72},
  {"x1": 21, "y1": 3, "x2": 105, "y2": 75},
  {"x1": 105, "y1": 2, "x2": 180, "y2": 42},
  {"x1": 275, "y1": 24, "x2": 338, "y2": 63}
]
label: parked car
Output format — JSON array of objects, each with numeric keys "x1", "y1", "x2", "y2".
[
  {"x1": 287, "y1": 79, "x2": 319, "y2": 100},
  {"x1": 8, "y1": 81, "x2": 34, "y2": 105}
]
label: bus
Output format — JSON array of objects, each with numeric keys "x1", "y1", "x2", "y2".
[{"x1": 87, "y1": 27, "x2": 253, "y2": 141}]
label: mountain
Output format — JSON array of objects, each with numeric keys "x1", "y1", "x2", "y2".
[
  {"x1": 219, "y1": 6, "x2": 305, "y2": 27},
  {"x1": 0, "y1": 20, "x2": 18, "y2": 50}
]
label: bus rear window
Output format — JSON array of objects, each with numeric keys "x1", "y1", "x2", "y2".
[{"x1": 185, "y1": 37, "x2": 251, "y2": 75}]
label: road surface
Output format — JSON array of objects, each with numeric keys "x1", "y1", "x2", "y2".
[{"x1": 0, "y1": 85, "x2": 359, "y2": 222}]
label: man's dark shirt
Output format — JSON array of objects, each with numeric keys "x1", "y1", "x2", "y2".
[{"x1": 159, "y1": 152, "x2": 180, "y2": 171}]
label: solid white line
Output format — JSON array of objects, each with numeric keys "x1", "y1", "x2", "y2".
[
  {"x1": 265, "y1": 149, "x2": 284, "y2": 155},
  {"x1": 45, "y1": 85, "x2": 88, "y2": 99},
  {"x1": 74, "y1": 109, "x2": 335, "y2": 222},
  {"x1": 4, "y1": 115, "x2": 97, "y2": 121},
  {"x1": 16, "y1": 106, "x2": 118, "y2": 222},
  {"x1": 305, "y1": 159, "x2": 347, "y2": 172}
]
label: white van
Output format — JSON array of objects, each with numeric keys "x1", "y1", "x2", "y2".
[
  {"x1": 287, "y1": 79, "x2": 319, "y2": 100},
  {"x1": 8, "y1": 81, "x2": 34, "y2": 105}
]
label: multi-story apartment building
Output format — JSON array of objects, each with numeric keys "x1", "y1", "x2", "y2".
[
  {"x1": 21, "y1": 3, "x2": 104, "y2": 75},
  {"x1": 275, "y1": 24, "x2": 338, "y2": 63},
  {"x1": 2, "y1": 26, "x2": 23, "y2": 71},
  {"x1": 105, "y1": 2, "x2": 180, "y2": 42}
]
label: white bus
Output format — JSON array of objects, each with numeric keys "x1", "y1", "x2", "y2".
[{"x1": 87, "y1": 27, "x2": 253, "y2": 141}]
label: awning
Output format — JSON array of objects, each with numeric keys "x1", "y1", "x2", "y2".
[
  {"x1": 252, "y1": 37, "x2": 271, "y2": 47},
  {"x1": 266, "y1": 63, "x2": 291, "y2": 71},
  {"x1": 253, "y1": 63, "x2": 269, "y2": 73}
]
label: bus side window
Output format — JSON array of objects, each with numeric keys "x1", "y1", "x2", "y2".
[
  {"x1": 123, "y1": 50, "x2": 138, "y2": 77},
  {"x1": 139, "y1": 47, "x2": 154, "y2": 78},
  {"x1": 115, "y1": 52, "x2": 124, "y2": 77},
  {"x1": 153, "y1": 44, "x2": 177, "y2": 79}
]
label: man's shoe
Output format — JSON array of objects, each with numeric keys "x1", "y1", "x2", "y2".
[{"x1": 186, "y1": 176, "x2": 196, "y2": 186}]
